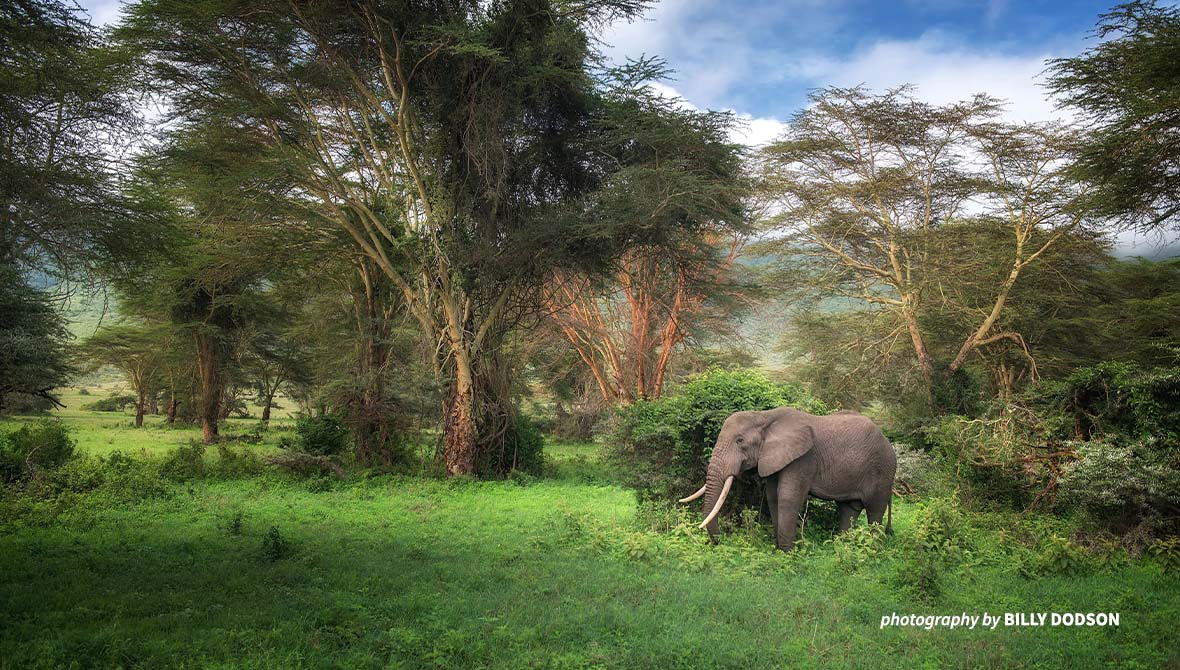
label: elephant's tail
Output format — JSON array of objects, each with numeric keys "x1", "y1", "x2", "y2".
[{"x1": 885, "y1": 497, "x2": 894, "y2": 536}]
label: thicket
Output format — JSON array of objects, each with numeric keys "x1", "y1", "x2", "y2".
[{"x1": 921, "y1": 362, "x2": 1180, "y2": 538}]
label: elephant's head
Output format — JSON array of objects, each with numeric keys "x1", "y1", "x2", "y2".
[{"x1": 679, "y1": 409, "x2": 815, "y2": 537}]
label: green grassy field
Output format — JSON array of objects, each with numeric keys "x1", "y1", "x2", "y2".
[{"x1": 1, "y1": 411, "x2": 1177, "y2": 669}]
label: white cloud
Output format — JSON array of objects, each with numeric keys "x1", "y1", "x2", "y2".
[
  {"x1": 729, "y1": 113, "x2": 788, "y2": 147},
  {"x1": 809, "y1": 31, "x2": 1069, "y2": 123},
  {"x1": 640, "y1": 81, "x2": 788, "y2": 147}
]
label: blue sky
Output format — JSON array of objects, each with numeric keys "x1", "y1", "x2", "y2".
[{"x1": 599, "y1": 0, "x2": 1113, "y2": 143}]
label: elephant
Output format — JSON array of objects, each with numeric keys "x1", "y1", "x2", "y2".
[{"x1": 678, "y1": 407, "x2": 897, "y2": 552}]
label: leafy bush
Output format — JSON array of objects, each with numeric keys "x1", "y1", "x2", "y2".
[
  {"x1": 1035, "y1": 362, "x2": 1180, "y2": 441},
  {"x1": 158, "y1": 443, "x2": 208, "y2": 481},
  {"x1": 922, "y1": 413, "x2": 1035, "y2": 509},
  {"x1": 1058, "y1": 438, "x2": 1180, "y2": 534},
  {"x1": 610, "y1": 368, "x2": 829, "y2": 512},
  {"x1": 212, "y1": 445, "x2": 264, "y2": 478},
  {"x1": 283, "y1": 414, "x2": 349, "y2": 457},
  {"x1": 81, "y1": 394, "x2": 139, "y2": 412},
  {"x1": 477, "y1": 414, "x2": 545, "y2": 477},
  {"x1": 893, "y1": 442, "x2": 948, "y2": 497},
  {"x1": 0, "y1": 419, "x2": 76, "y2": 482},
  {"x1": 261, "y1": 526, "x2": 290, "y2": 561}
]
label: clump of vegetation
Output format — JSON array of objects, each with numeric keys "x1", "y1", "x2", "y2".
[
  {"x1": 158, "y1": 443, "x2": 207, "y2": 481},
  {"x1": 282, "y1": 414, "x2": 349, "y2": 457},
  {"x1": 477, "y1": 414, "x2": 545, "y2": 477},
  {"x1": 0, "y1": 419, "x2": 76, "y2": 482},
  {"x1": 611, "y1": 368, "x2": 828, "y2": 511},
  {"x1": 261, "y1": 526, "x2": 290, "y2": 561}
]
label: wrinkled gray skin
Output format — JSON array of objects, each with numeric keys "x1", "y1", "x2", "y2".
[{"x1": 694, "y1": 407, "x2": 896, "y2": 552}]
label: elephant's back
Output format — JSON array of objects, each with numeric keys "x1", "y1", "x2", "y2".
[{"x1": 812, "y1": 411, "x2": 896, "y2": 477}]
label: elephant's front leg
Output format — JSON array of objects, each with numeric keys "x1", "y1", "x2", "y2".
[{"x1": 773, "y1": 467, "x2": 810, "y2": 552}]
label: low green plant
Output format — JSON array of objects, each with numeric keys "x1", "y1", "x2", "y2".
[
  {"x1": 261, "y1": 526, "x2": 290, "y2": 561},
  {"x1": 829, "y1": 523, "x2": 886, "y2": 572},
  {"x1": 1148, "y1": 537, "x2": 1180, "y2": 573},
  {"x1": 158, "y1": 443, "x2": 207, "y2": 482},
  {"x1": 0, "y1": 419, "x2": 76, "y2": 482},
  {"x1": 284, "y1": 414, "x2": 348, "y2": 457},
  {"x1": 1021, "y1": 534, "x2": 1091, "y2": 577}
]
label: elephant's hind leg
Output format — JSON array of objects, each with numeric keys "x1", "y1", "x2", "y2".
[
  {"x1": 865, "y1": 493, "x2": 889, "y2": 528},
  {"x1": 837, "y1": 500, "x2": 862, "y2": 532}
]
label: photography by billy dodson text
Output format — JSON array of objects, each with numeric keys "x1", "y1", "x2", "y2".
[{"x1": 879, "y1": 612, "x2": 1120, "y2": 630}]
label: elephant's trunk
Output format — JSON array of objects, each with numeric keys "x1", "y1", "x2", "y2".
[{"x1": 699, "y1": 440, "x2": 739, "y2": 538}]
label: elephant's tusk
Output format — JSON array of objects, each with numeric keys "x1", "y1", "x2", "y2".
[
  {"x1": 678, "y1": 484, "x2": 708, "y2": 503},
  {"x1": 698, "y1": 476, "x2": 734, "y2": 529}
]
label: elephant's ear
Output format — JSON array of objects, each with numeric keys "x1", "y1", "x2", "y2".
[{"x1": 757, "y1": 420, "x2": 814, "y2": 477}]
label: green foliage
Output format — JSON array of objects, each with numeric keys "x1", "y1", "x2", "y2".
[
  {"x1": 260, "y1": 525, "x2": 289, "y2": 561},
  {"x1": 1021, "y1": 535, "x2": 1093, "y2": 577},
  {"x1": 829, "y1": 524, "x2": 886, "y2": 572},
  {"x1": 0, "y1": 419, "x2": 76, "y2": 482},
  {"x1": 611, "y1": 368, "x2": 828, "y2": 509},
  {"x1": 81, "y1": 394, "x2": 139, "y2": 412},
  {"x1": 1058, "y1": 438, "x2": 1180, "y2": 533},
  {"x1": 1046, "y1": 1, "x2": 1180, "y2": 230},
  {"x1": 284, "y1": 414, "x2": 348, "y2": 457},
  {"x1": 477, "y1": 414, "x2": 545, "y2": 477},
  {"x1": 158, "y1": 443, "x2": 207, "y2": 482},
  {"x1": 921, "y1": 413, "x2": 1036, "y2": 508},
  {"x1": 0, "y1": 262, "x2": 74, "y2": 411},
  {"x1": 1035, "y1": 362, "x2": 1180, "y2": 441},
  {"x1": 1148, "y1": 537, "x2": 1180, "y2": 572}
]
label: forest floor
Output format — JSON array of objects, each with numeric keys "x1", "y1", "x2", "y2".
[{"x1": 1, "y1": 406, "x2": 1178, "y2": 669}]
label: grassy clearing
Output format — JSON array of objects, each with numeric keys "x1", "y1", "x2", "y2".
[{"x1": 0, "y1": 425, "x2": 1177, "y2": 669}]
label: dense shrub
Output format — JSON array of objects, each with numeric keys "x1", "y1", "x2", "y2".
[
  {"x1": 283, "y1": 414, "x2": 349, "y2": 457},
  {"x1": 158, "y1": 444, "x2": 207, "y2": 481},
  {"x1": 1058, "y1": 438, "x2": 1180, "y2": 534},
  {"x1": 1035, "y1": 362, "x2": 1180, "y2": 441},
  {"x1": 82, "y1": 394, "x2": 138, "y2": 412},
  {"x1": 922, "y1": 413, "x2": 1035, "y2": 509},
  {"x1": 0, "y1": 419, "x2": 76, "y2": 482},
  {"x1": 610, "y1": 368, "x2": 829, "y2": 512},
  {"x1": 477, "y1": 414, "x2": 545, "y2": 477}
]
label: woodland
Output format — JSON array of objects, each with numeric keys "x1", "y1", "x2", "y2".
[{"x1": 1, "y1": 0, "x2": 1179, "y2": 668}]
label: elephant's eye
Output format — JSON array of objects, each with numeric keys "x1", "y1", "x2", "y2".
[{"x1": 735, "y1": 436, "x2": 744, "y2": 443}]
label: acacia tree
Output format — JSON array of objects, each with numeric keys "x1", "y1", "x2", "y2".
[
  {"x1": 545, "y1": 66, "x2": 749, "y2": 404},
  {"x1": 1046, "y1": 1, "x2": 1180, "y2": 231},
  {"x1": 119, "y1": 0, "x2": 712, "y2": 475},
  {"x1": 77, "y1": 324, "x2": 168, "y2": 426},
  {"x1": 760, "y1": 87, "x2": 1094, "y2": 404}
]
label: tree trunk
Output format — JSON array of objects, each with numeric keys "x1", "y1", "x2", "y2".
[
  {"x1": 261, "y1": 397, "x2": 272, "y2": 425},
  {"x1": 195, "y1": 332, "x2": 220, "y2": 444},
  {"x1": 443, "y1": 364, "x2": 477, "y2": 476},
  {"x1": 167, "y1": 395, "x2": 178, "y2": 423},
  {"x1": 134, "y1": 392, "x2": 145, "y2": 428}
]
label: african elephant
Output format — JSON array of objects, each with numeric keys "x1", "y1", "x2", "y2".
[{"x1": 678, "y1": 407, "x2": 896, "y2": 551}]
